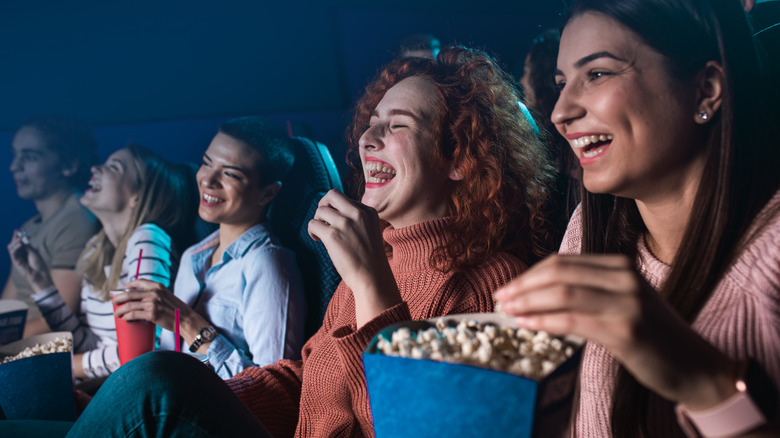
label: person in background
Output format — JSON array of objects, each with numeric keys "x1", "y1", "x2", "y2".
[
  {"x1": 114, "y1": 116, "x2": 306, "y2": 378},
  {"x1": 394, "y1": 33, "x2": 441, "y2": 59},
  {"x1": 40, "y1": 46, "x2": 554, "y2": 438},
  {"x1": 496, "y1": 0, "x2": 780, "y2": 436},
  {"x1": 9, "y1": 144, "x2": 197, "y2": 379},
  {"x1": 3, "y1": 115, "x2": 100, "y2": 338},
  {"x1": 519, "y1": 28, "x2": 579, "y2": 248}
]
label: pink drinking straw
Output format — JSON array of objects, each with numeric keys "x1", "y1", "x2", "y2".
[
  {"x1": 174, "y1": 309, "x2": 181, "y2": 352},
  {"x1": 135, "y1": 249, "x2": 143, "y2": 280}
]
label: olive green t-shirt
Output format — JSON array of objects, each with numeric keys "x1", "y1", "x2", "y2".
[{"x1": 10, "y1": 193, "x2": 100, "y2": 319}]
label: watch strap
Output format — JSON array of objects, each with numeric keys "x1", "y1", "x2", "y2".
[
  {"x1": 675, "y1": 359, "x2": 769, "y2": 438},
  {"x1": 189, "y1": 326, "x2": 216, "y2": 353}
]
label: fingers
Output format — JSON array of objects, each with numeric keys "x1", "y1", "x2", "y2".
[
  {"x1": 495, "y1": 254, "x2": 636, "y2": 303},
  {"x1": 113, "y1": 298, "x2": 156, "y2": 322},
  {"x1": 317, "y1": 189, "x2": 352, "y2": 211},
  {"x1": 123, "y1": 279, "x2": 166, "y2": 293},
  {"x1": 493, "y1": 254, "x2": 645, "y2": 340}
]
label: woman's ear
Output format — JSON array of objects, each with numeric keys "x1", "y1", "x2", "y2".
[
  {"x1": 258, "y1": 181, "x2": 282, "y2": 207},
  {"x1": 694, "y1": 61, "x2": 725, "y2": 124},
  {"x1": 61, "y1": 159, "x2": 79, "y2": 178},
  {"x1": 128, "y1": 193, "x2": 140, "y2": 209},
  {"x1": 448, "y1": 162, "x2": 465, "y2": 181}
]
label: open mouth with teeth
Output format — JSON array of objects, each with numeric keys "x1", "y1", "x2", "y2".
[
  {"x1": 86, "y1": 179, "x2": 101, "y2": 193},
  {"x1": 202, "y1": 193, "x2": 224, "y2": 205},
  {"x1": 571, "y1": 134, "x2": 613, "y2": 160},
  {"x1": 364, "y1": 158, "x2": 397, "y2": 188}
]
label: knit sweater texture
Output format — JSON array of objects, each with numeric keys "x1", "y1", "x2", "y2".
[
  {"x1": 225, "y1": 217, "x2": 526, "y2": 437},
  {"x1": 559, "y1": 192, "x2": 780, "y2": 437}
]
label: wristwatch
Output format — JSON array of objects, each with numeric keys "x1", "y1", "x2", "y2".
[
  {"x1": 675, "y1": 358, "x2": 778, "y2": 438},
  {"x1": 189, "y1": 325, "x2": 217, "y2": 353}
]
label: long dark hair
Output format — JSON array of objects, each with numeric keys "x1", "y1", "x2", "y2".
[{"x1": 564, "y1": 0, "x2": 780, "y2": 436}]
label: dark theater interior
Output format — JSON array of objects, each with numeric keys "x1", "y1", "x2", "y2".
[{"x1": 0, "y1": 0, "x2": 565, "y2": 278}]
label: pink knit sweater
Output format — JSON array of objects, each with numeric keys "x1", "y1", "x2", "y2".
[
  {"x1": 226, "y1": 218, "x2": 526, "y2": 437},
  {"x1": 560, "y1": 193, "x2": 780, "y2": 437}
]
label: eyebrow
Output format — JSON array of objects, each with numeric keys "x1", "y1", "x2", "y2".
[
  {"x1": 555, "y1": 51, "x2": 628, "y2": 76},
  {"x1": 13, "y1": 147, "x2": 44, "y2": 155},
  {"x1": 370, "y1": 108, "x2": 422, "y2": 121},
  {"x1": 107, "y1": 157, "x2": 126, "y2": 170},
  {"x1": 203, "y1": 153, "x2": 249, "y2": 176}
]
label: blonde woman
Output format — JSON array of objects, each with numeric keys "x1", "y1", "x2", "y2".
[{"x1": 9, "y1": 144, "x2": 197, "y2": 379}]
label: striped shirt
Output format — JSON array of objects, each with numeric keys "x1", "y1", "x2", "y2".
[{"x1": 34, "y1": 223, "x2": 174, "y2": 378}]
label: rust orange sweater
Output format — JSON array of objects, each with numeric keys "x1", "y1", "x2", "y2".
[{"x1": 225, "y1": 218, "x2": 526, "y2": 437}]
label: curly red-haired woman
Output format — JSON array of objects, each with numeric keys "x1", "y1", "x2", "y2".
[{"x1": 45, "y1": 46, "x2": 555, "y2": 438}]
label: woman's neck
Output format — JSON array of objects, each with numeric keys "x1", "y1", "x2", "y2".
[
  {"x1": 97, "y1": 210, "x2": 134, "y2": 248},
  {"x1": 633, "y1": 148, "x2": 707, "y2": 264},
  {"x1": 635, "y1": 181, "x2": 701, "y2": 265}
]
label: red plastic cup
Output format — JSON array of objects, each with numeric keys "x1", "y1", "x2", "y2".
[{"x1": 110, "y1": 290, "x2": 156, "y2": 365}]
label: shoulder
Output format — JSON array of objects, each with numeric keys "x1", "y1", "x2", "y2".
[
  {"x1": 558, "y1": 204, "x2": 583, "y2": 255},
  {"x1": 728, "y1": 196, "x2": 780, "y2": 294},
  {"x1": 126, "y1": 224, "x2": 172, "y2": 253},
  {"x1": 241, "y1": 225, "x2": 296, "y2": 260},
  {"x1": 47, "y1": 201, "x2": 99, "y2": 241},
  {"x1": 183, "y1": 230, "x2": 220, "y2": 257}
]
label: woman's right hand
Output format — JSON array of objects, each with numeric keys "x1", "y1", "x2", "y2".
[
  {"x1": 7, "y1": 229, "x2": 54, "y2": 292},
  {"x1": 113, "y1": 278, "x2": 210, "y2": 345},
  {"x1": 307, "y1": 189, "x2": 401, "y2": 328},
  {"x1": 494, "y1": 253, "x2": 738, "y2": 411}
]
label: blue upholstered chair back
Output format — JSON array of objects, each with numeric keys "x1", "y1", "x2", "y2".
[{"x1": 269, "y1": 136, "x2": 343, "y2": 339}]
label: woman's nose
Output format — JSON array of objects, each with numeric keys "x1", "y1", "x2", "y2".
[
  {"x1": 359, "y1": 124, "x2": 384, "y2": 151},
  {"x1": 199, "y1": 168, "x2": 217, "y2": 187},
  {"x1": 551, "y1": 82, "x2": 585, "y2": 128}
]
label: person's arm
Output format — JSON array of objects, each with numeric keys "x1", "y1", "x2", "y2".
[
  {"x1": 307, "y1": 190, "x2": 401, "y2": 329},
  {"x1": 80, "y1": 224, "x2": 174, "y2": 379},
  {"x1": 33, "y1": 286, "x2": 100, "y2": 352},
  {"x1": 50, "y1": 269, "x2": 83, "y2": 313},
  {"x1": 202, "y1": 247, "x2": 305, "y2": 378},
  {"x1": 494, "y1": 253, "x2": 780, "y2": 437}
]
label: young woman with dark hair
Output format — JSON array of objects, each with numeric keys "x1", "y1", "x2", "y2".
[{"x1": 496, "y1": 0, "x2": 780, "y2": 436}]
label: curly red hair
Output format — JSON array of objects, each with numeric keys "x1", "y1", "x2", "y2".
[{"x1": 348, "y1": 46, "x2": 555, "y2": 272}]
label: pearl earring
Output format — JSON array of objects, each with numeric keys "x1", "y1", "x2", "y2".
[{"x1": 698, "y1": 111, "x2": 709, "y2": 121}]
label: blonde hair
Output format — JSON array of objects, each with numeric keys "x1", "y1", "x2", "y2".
[{"x1": 77, "y1": 144, "x2": 198, "y2": 301}]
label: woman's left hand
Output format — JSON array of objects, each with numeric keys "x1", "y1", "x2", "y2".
[
  {"x1": 307, "y1": 189, "x2": 401, "y2": 328},
  {"x1": 495, "y1": 253, "x2": 736, "y2": 409}
]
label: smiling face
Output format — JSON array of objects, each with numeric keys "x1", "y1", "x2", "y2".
[
  {"x1": 80, "y1": 148, "x2": 140, "y2": 218},
  {"x1": 358, "y1": 76, "x2": 459, "y2": 228},
  {"x1": 552, "y1": 12, "x2": 707, "y2": 202},
  {"x1": 196, "y1": 132, "x2": 273, "y2": 228},
  {"x1": 9, "y1": 127, "x2": 70, "y2": 201}
]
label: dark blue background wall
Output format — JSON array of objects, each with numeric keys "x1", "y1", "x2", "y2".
[{"x1": 0, "y1": 0, "x2": 565, "y2": 287}]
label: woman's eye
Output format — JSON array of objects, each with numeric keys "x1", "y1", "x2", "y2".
[
  {"x1": 391, "y1": 124, "x2": 407, "y2": 130},
  {"x1": 201, "y1": 159, "x2": 211, "y2": 168},
  {"x1": 587, "y1": 71, "x2": 610, "y2": 81},
  {"x1": 224, "y1": 171, "x2": 239, "y2": 180},
  {"x1": 555, "y1": 80, "x2": 566, "y2": 90}
]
